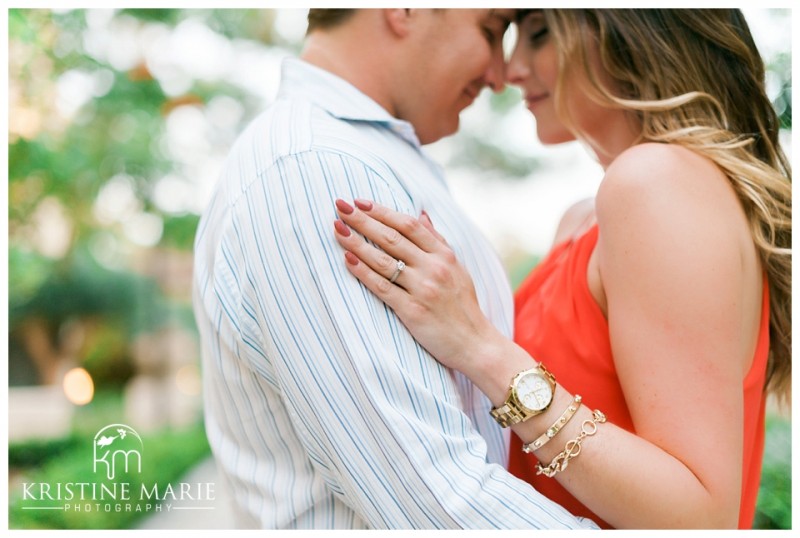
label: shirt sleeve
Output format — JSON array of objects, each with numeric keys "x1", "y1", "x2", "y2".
[{"x1": 223, "y1": 150, "x2": 597, "y2": 529}]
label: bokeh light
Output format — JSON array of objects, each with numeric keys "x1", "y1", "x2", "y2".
[
  {"x1": 62, "y1": 367, "x2": 95, "y2": 406},
  {"x1": 175, "y1": 364, "x2": 201, "y2": 396}
]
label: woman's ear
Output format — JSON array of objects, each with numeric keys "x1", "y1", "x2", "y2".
[{"x1": 384, "y1": 9, "x2": 412, "y2": 38}]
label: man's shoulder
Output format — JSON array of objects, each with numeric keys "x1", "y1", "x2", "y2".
[
  {"x1": 223, "y1": 97, "x2": 415, "y2": 196},
  {"x1": 236, "y1": 96, "x2": 319, "y2": 158},
  {"x1": 232, "y1": 96, "x2": 393, "y2": 168}
]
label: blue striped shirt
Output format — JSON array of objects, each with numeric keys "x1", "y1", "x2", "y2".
[{"x1": 192, "y1": 57, "x2": 597, "y2": 530}]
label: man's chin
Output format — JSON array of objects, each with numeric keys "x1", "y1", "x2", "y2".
[{"x1": 419, "y1": 119, "x2": 459, "y2": 145}]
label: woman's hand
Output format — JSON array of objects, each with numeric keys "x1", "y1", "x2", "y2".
[{"x1": 333, "y1": 198, "x2": 501, "y2": 373}]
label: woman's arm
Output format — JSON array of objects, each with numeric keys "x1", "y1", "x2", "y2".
[{"x1": 333, "y1": 144, "x2": 757, "y2": 528}]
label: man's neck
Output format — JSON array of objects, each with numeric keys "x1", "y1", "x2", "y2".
[{"x1": 300, "y1": 32, "x2": 396, "y2": 117}]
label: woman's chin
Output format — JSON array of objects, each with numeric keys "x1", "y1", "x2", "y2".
[{"x1": 535, "y1": 129, "x2": 577, "y2": 146}]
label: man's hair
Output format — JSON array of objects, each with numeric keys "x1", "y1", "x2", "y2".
[{"x1": 306, "y1": 9, "x2": 356, "y2": 34}]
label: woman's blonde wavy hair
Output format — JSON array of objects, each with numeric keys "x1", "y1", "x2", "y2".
[{"x1": 545, "y1": 9, "x2": 792, "y2": 403}]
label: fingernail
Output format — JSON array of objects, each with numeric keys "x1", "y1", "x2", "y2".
[
  {"x1": 335, "y1": 199, "x2": 354, "y2": 215},
  {"x1": 354, "y1": 199, "x2": 373, "y2": 211},
  {"x1": 345, "y1": 251, "x2": 359, "y2": 266},
  {"x1": 334, "y1": 219, "x2": 351, "y2": 237}
]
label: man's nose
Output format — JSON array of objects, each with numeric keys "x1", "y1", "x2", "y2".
[{"x1": 485, "y1": 51, "x2": 508, "y2": 93}]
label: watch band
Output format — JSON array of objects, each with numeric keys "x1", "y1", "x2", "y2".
[{"x1": 490, "y1": 402, "x2": 531, "y2": 428}]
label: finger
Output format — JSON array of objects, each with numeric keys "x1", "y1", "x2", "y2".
[
  {"x1": 420, "y1": 210, "x2": 449, "y2": 246},
  {"x1": 335, "y1": 199, "x2": 427, "y2": 266},
  {"x1": 341, "y1": 199, "x2": 442, "y2": 255},
  {"x1": 357, "y1": 199, "x2": 445, "y2": 253},
  {"x1": 334, "y1": 219, "x2": 412, "y2": 287},
  {"x1": 343, "y1": 250, "x2": 410, "y2": 313}
]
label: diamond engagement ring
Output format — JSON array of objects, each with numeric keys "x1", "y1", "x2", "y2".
[{"x1": 389, "y1": 260, "x2": 406, "y2": 283}]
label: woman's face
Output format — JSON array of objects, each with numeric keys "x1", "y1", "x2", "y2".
[
  {"x1": 507, "y1": 10, "x2": 572, "y2": 145},
  {"x1": 507, "y1": 10, "x2": 637, "y2": 163}
]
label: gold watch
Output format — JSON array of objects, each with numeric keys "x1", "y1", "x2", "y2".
[{"x1": 490, "y1": 364, "x2": 556, "y2": 428}]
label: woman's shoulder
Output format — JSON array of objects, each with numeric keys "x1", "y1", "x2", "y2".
[
  {"x1": 595, "y1": 141, "x2": 749, "y2": 275},
  {"x1": 602, "y1": 142, "x2": 722, "y2": 192},
  {"x1": 596, "y1": 142, "x2": 731, "y2": 225}
]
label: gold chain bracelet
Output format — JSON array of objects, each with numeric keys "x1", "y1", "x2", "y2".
[
  {"x1": 535, "y1": 409, "x2": 606, "y2": 478},
  {"x1": 522, "y1": 395, "x2": 582, "y2": 453}
]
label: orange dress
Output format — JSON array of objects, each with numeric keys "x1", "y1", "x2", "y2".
[{"x1": 508, "y1": 224, "x2": 769, "y2": 529}]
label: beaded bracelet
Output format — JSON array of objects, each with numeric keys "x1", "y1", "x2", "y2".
[
  {"x1": 535, "y1": 409, "x2": 606, "y2": 478},
  {"x1": 522, "y1": 395, "x2": 583, "y2": 453}
]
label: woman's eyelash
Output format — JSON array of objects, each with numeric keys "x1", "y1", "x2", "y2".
[{"x1": 530, "y1": 27, "x2": 549, "y2": 42}]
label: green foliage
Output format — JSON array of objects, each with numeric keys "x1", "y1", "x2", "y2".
[
  {"x1": 10, "y1": 245, "x2": 167, "y2": 336},
  {"x1": 753, "y1": 415, "x2": 792, "y2": 529},
  {"x1": 9, "y1": 245, "x2": 166, "y2": 387},
  {"x1": 8, "y1": 8, "x2": 276, "y2": 395},
  {"x1": 118, "y1": 8, "x2": 183, "y2": 25},
  {"x1": 768, "y1": 52, "x2": 791, "y2": 129},
  {"x1": 8, "y1": 423, "x2": 212, "y2": 530},
  {"x1": 8, "y1": 247, "x2": 56, "y2": 314},
  {"x1": 160, "y1": 214, "x2": 201, "y2": 251},
  {"x1": 8, "y1": 436, "x2": 83, "y2": 468},
  {"x1": 80, "y1": 324, "x2": 136, "y2": 388},
  {"x1": 8, "y1": 9, "x2": 37, "y2": 41}
]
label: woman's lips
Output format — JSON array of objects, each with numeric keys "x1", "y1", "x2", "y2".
[{"x1": 525, "y1": 93, "x2": 549, "y2": 108}]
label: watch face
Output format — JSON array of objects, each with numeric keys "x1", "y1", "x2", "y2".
[{"x1": 516, "y1": 371, "x2": 553, "y2": 412}]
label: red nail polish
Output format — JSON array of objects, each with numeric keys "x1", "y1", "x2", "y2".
[
  {"x1": 354, "y1": 199, "x2": 373, "y2": 211},
  {"x1": 334, "y1": 219, "x2": 351, "y2": 237},
  {"x1": 345, "y1": 251, "x2": 359, "y2": 266},
  {"x1": 336, "y1": 199, "x2": 354, "y2": 215}
]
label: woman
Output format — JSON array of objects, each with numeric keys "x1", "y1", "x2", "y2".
[{"x1": 332, "y1": 9, "x2": 791, "y2": 529}]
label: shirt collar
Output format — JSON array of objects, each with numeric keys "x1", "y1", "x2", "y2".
[{"x1": 277, "y1": 57, "x2": 421, "y2": 147}]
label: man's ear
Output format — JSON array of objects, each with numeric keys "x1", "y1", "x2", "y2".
[{"x1": 384, "y1": 9, "x2": 412, "y2": 38}]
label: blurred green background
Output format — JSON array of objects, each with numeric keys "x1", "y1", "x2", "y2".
[{"x1": 6, "y1": 8, "x2": 792, "y2": 530}]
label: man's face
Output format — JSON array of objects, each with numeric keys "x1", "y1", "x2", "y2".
[{"x1": 398, "y1": 9, "x2": 513, "y2": 145}]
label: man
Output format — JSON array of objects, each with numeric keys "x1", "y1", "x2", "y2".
[{"x1": 192, "y1": 8, "x2": 596, "y2": 529}]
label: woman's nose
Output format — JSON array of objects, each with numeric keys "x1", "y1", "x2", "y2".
[{"x1": 505, "y1": 42, "x2": 529, "y2": 85}]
